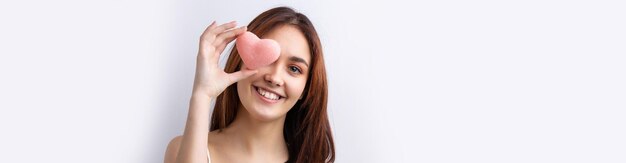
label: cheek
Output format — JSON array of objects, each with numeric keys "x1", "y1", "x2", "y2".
[
  {"x1": 287, "y1": 78, "x2": 308, "y2": 99},
  {"x1": 236, "y1": 77, "x2": 253, "y2": 97}
]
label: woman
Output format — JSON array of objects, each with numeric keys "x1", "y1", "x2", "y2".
[{"x1": 164, "y1": 7, "x2": 335, "y2": 163}]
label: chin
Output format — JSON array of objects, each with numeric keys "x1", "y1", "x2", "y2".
[
  {"x1": 248, "y1": 107, "x2": 284, "y2": 122},
  {"x1": 240, "y1": 100, "x2": 294, "y2": 122},
  {"x1": 237, "y1": 83, "x2": 294, "y2": 122}
]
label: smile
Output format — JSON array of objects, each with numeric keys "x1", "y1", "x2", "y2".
[{"x1": 254, "y1": 86, "x2": 284, "y2": 102}]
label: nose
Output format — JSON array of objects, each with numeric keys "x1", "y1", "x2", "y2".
[{"x1": 263, "y1": 66, "x2": 284, "y2": 87}]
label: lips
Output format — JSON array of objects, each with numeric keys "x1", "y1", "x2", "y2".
[{"x1": 253, "y1": 86, "x2": 285, "y2": 103}]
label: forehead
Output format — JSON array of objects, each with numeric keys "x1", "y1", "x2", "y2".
[{"x1": 262, "y1": 25, "x2": 311, "y2": 64}]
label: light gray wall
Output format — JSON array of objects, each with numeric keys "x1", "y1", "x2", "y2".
[{"x1": 1, "y1": 0, "x2": 624, "y2": 162}]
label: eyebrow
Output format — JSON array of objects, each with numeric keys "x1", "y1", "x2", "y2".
[{"x1": 289, "y1": 56, "x2": 309, "y2": 67}]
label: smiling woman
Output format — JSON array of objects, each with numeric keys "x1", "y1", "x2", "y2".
[{"x1": 164, "y1": 6, "x2": 334, "y2": 163}]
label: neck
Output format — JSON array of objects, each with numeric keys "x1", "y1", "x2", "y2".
[{"x1": 220, "y1": 106, "x2": 288, "y2": 156}]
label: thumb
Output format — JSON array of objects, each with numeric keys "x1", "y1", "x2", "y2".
[{"x1": 228, "y1": 69, "x2": 258, "y2": 84}]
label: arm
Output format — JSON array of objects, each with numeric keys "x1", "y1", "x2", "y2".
[
  {"x1": 164, "y1": 136, "x2": 181, "y2": 163},
  {"x1": 165, "y1": 21, "x2": 257, "y2": 163},
  {"x1": 173, "y1": 95, "x2": 211, "y2": 163}
]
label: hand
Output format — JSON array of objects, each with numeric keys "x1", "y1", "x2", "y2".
[{"x1": 192, "y1": 21, "x2": 257, "y2": 98}]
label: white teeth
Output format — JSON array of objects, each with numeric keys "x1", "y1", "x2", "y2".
[{"x1": 257, "y1": 87, "x2": 280, "y2": 100}]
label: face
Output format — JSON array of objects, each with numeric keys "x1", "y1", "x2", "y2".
[{"x1": 237, "y1": 25, "x2": 311, "y2": 122}]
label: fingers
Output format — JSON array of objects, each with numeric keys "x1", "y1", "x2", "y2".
[
  {"x1": 199, "y1": 21, "x2": 241, "y2": 60},
  {"x1": 216, "y1": 26, "x2": 247, "y2": 43},
  {"x1": 201, "y1": 21, "x2": 217, "y2": 36},
  {"x1": 200, "y1": 21, "x2": 237, "y2": 42},
  {"x1": 227, "y1": 69, "x2": 258, "y2": 84},
  {"x1": 199, "y1": 21, "x2": 218, "y2": 42},
  {"x1": 214, "y1": 26, "x2": 247, "y2": 53},
  {"x1": 213, "y1": 21, "x2": 238, "y2": 35}
]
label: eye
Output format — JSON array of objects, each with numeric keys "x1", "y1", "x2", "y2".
[{"x1": 288, "y1": 65, "x2": 302, "y2": 74}]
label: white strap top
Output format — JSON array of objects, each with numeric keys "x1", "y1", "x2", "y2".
[{"x1": 206, "y1": 146, "x2": 212, "y2": 163}]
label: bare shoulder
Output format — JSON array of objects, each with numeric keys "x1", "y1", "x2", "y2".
[
  {"x1": 207, "y1": 131, "x2": 223, "y2": 151},
  {"x1": 164, "y1": 135, "x2": 183, "y2": 163},
  {"x1": 207, "y1": 131, "x2": 221, "y2": 144},
  {"x1": 207, "y1": 131, "x2": 225, "y2": 162}
]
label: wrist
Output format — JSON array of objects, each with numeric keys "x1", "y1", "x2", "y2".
[{"x1": 191, "y1": 90, "x2": 211, "y2": 99}]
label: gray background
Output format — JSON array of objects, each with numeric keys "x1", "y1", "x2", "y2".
[{"x1": 0, "y1": 0, "x2": 624, "y2": 162}]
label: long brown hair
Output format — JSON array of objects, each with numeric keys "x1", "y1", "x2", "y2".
[{"x1": 210, "y1": 7, "x2": 335, "y2": 163}]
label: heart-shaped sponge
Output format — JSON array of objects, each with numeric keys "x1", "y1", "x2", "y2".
[{"x1": 236, "y1": 31, "x2": 281, "y2": 69}]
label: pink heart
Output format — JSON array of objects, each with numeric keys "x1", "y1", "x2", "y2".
[{"x1": 236, "y1": 31, "x2": 281, "y2": 70}]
